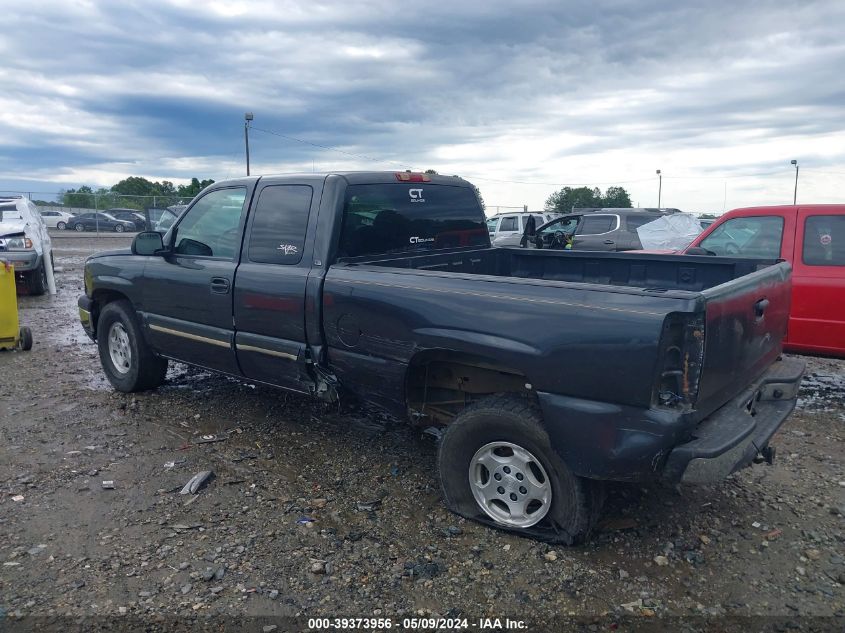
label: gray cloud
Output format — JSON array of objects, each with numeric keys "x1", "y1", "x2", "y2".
[{"x1": 0, "y1": 0, "x2": 843, "y2": 210}]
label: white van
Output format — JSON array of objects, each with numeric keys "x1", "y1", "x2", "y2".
[{"x1": 487, "y1": 212, "x2": 561, "y2": 247}]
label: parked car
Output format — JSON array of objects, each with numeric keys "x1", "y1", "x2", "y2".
[
  {"x1": 38, "y1": 209, "x2": 76, "y2": 230},
  {"x1": 70, "y1": 212, "x2": 136, "y2": 233},
  {"x1": 0, "y1": 196, "x2": 53, "y2": 294},
  {"x1": 530, "y1": 208, "x2": 675, "y2": 251},
  {"x1": 487, "y1": 211, "x2": 561, "y2": 246},
  {"x1": 79, "y1": 172, "x2": 803, "y2": 543},
  {"x1": 685, "y1": 204, "x2": 845, "y2": 358},
  {"x1": 106, "y1": 208, "x2": 147, "y2": 231}
]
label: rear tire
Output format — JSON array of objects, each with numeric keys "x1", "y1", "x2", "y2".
[
  {"x1": 437, "y1": 394, "x2": 601, "y2": 544},
  {"x1": 57, "y1": 221, "x2": 66, "y2": 230},
  {"x1": 25, "y1": 262, "x2": 47, "y2": 296},
  {"x1": 96, "y1": 300, "x2": 167, "y2": 392}
]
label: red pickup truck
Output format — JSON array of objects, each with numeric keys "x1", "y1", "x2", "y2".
[{"x1": 686, "y1": 205, "x2": 845, "y2": 358}]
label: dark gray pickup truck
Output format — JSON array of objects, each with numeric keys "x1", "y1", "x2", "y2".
[{"x1": 79, "y1": 172, "x2": 804, "y2": 543}]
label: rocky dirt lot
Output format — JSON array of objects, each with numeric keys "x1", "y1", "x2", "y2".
[{"x1": 0, "y1": 237, "x2": 843, "y2": 630}]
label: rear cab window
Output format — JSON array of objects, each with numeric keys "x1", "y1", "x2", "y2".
[
  {"x1": 803, "y1": 215, "x2": 845, "y2": 266},
  {"x1": 700, "y1": 216, "x2": 784, "y2": 258},
  {"x1": 337, "y1": 183, "x2": 488, "y2": 258}
]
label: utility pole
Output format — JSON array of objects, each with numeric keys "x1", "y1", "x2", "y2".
[
  {"x1": 244, "y1": 112, "x2": 254, "y2": 176},
  {"x1": 790, "y1": 159, "x2": 799, "y2": 204},
  {"x1": 656, "y1": 169, "x2": 662, "y2": 207}
]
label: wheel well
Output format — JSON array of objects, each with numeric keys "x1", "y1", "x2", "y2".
[
  {"x1": 405, "y1": 351, "x2": 535, "y2": 425},
  {"x1": 90, "y1": 289, "x2": 129, "y2": 337}
]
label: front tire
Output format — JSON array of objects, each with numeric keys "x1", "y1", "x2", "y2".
[
  {"x1": 96, "y1": 300, "x2": 167, "y2": 392},
  {"x1": 437, "y1": 395, "x2": 601, "y2": 544},
  {"x1": 114, "y1": 224, "x2": 124, "y2": 233},
  {"x1": 25, "y1": 263, "x2": 47, "y2": 295},
  {"x1": 74, "y1": 223, "x2": 85, "y2": 232}
]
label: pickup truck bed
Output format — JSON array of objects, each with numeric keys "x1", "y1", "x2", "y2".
[{"x1": 79, "y1": 171, "x2": 804, "y2": 543}]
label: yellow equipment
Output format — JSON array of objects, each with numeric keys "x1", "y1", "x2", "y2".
[{"x1": 0, "y1": 262, "x2": 32, "y2": 351}]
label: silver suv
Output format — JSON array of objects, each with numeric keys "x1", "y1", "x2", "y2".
[{"x1": 530, "y1": 208, "x2": 680, "y2": 251}]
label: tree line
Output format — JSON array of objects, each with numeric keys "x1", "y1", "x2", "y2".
[
  {"x1": 544, "y1": 186, "x2": 633, "y2": 213},
  {"x1": 47, "y1": 176, "x2": 215, "y2": 210}
]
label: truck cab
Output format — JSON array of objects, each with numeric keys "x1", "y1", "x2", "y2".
[{"x1": 688, "y1": 205, "x2": 845, "y2": 357}]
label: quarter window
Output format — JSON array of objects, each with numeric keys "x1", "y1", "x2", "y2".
[
  {"x1": 803, "y1": 215, "x2": 845, "y2": 266},
  {"x1": 699, "y1": 216, "x2": 783, "y2": 258},
  {"x1": 248, "y1": 185, "x2": 313, "y2": 265},
  {"x1": 174, "y1": 187, "x2": 247, "y2": 259}
]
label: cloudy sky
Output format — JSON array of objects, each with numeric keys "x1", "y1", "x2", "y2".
[{"x1": 1, "y1": 0, "x2": 844, "y2": 212}]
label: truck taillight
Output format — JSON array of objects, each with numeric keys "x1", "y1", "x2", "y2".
[
  {"x1": 395, "y1": 172, "x2": 431, "y2": 182},
  {"x1": 656, "y1": 313, "x2": 705, "y2": 409}
]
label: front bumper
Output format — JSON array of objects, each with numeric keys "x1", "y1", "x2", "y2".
[
  {"x1": 1, "y1": 250, "x2": 39, "y2": 272},
  {"x1": 662, "y1": 357, "x2": 805, "y2": 484},
  {"x1": 78, "y1": 295, "x2": 96, "y2": 340}
]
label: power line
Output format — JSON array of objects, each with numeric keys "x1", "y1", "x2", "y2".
[{"x1": 249, "y1": 126, "x2": 412, "y2": 169}]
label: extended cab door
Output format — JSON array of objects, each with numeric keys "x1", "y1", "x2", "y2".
[
  {"x1": 140, "y1": 186, "x2": 250, "y2": 374},
  {"x1": 790, "y1": 208, "x2": 845, "y2": 355},
  {"x1": 232, "y1": 182, "x2": 317, "y2": 392}
]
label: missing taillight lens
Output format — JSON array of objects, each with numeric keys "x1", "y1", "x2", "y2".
[{"x1": 656, "y1": 313, "x2": 705, "y2": 408}]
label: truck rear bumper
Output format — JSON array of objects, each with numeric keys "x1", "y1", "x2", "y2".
[
  {"x1": 661, "y1": 357, "x2": 805, "y2": 484},
  {"x1": 537, "y1": 356, "x2": 804, "y2": 483}
]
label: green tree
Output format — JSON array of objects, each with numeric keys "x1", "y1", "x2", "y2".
[
  {"x1": 602, "y1": 186, "x2": 633, "y2": 208},
  {"x1": 176, "y1": 178, "x2": 214, "y2": 198},
  {"x1": 62, "y1": 185, "x2": 95, "y2": 208},
  {"x1": 544, "y1": 185, "x2": 633, "y2": 213},
  {"x1": 544, "y1": 186, "x2": 602, "y2": 213}
]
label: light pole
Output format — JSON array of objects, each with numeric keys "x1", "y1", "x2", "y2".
[
  {"x1": 244, "y1": 112, "x2": 254, "y2": 176},
  {"x1": 656, "y1": 169, "x2": 662, "y2": 207},
  {"x1": 790, "y1": 159, "x2": 798, "y2": 205}
]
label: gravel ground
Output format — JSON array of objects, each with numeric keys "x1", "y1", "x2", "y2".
[{"x1": 1, "y1": 237, "x2": 843, "y2": 630}]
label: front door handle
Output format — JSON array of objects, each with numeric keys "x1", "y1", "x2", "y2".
[{"x1": 210, "y1": 277, "x2": 230, "y2": 294}]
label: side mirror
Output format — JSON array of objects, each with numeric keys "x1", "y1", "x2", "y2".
[{"x1": 132, "y1": 231, "x2": 165, "y2": 256}]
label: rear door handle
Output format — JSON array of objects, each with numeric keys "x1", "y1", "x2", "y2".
[
  {"x1": 603, "y1": 240, "x2": 615, "y2": 245},
  {"x1": 210, "y1": 277, "x2": 230, "y2": 294},
  {"x1": 754, "y1": 299, "x2": 769, "y2": 318}
]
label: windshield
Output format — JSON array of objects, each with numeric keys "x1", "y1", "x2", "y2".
[
  {"x1": 337, "y1": 183, "x2": 487, "y2": 258},
  {"x1": 0, "y1": 202, "x2": 25, "y2": 222}
]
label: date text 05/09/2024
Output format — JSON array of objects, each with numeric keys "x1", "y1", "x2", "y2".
[{"x1": 307, "y1": 617, "x2": 528, "y2": 630}]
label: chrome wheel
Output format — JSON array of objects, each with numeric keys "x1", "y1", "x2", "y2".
[
  {"x1": 57, "y1": 221, "x2": 66, "y2": 230},
  {"x1": 469, "y1": 441, "x2": 552, "y2": 528},
  {"x1": 108, "y1": 322, "x2": 132, "y2": 375},
  {"x1": 114, "y1": 224, "x2": 124, "y2": 233},
  {"x1": 75, "y1": 224, "x2": 84, "y2": 232}
]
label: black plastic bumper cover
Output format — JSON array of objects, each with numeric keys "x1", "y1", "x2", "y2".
[
  {"x1": 78, "y1": 295, "x2": 95, "y2": 340},
  {"x1": 663, "y1": 357, "x2": 805, "y2": 484}
]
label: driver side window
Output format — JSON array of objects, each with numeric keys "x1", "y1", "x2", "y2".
[{"x1": 174, "y1": 188, "x2": 247, "y2": 259}]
